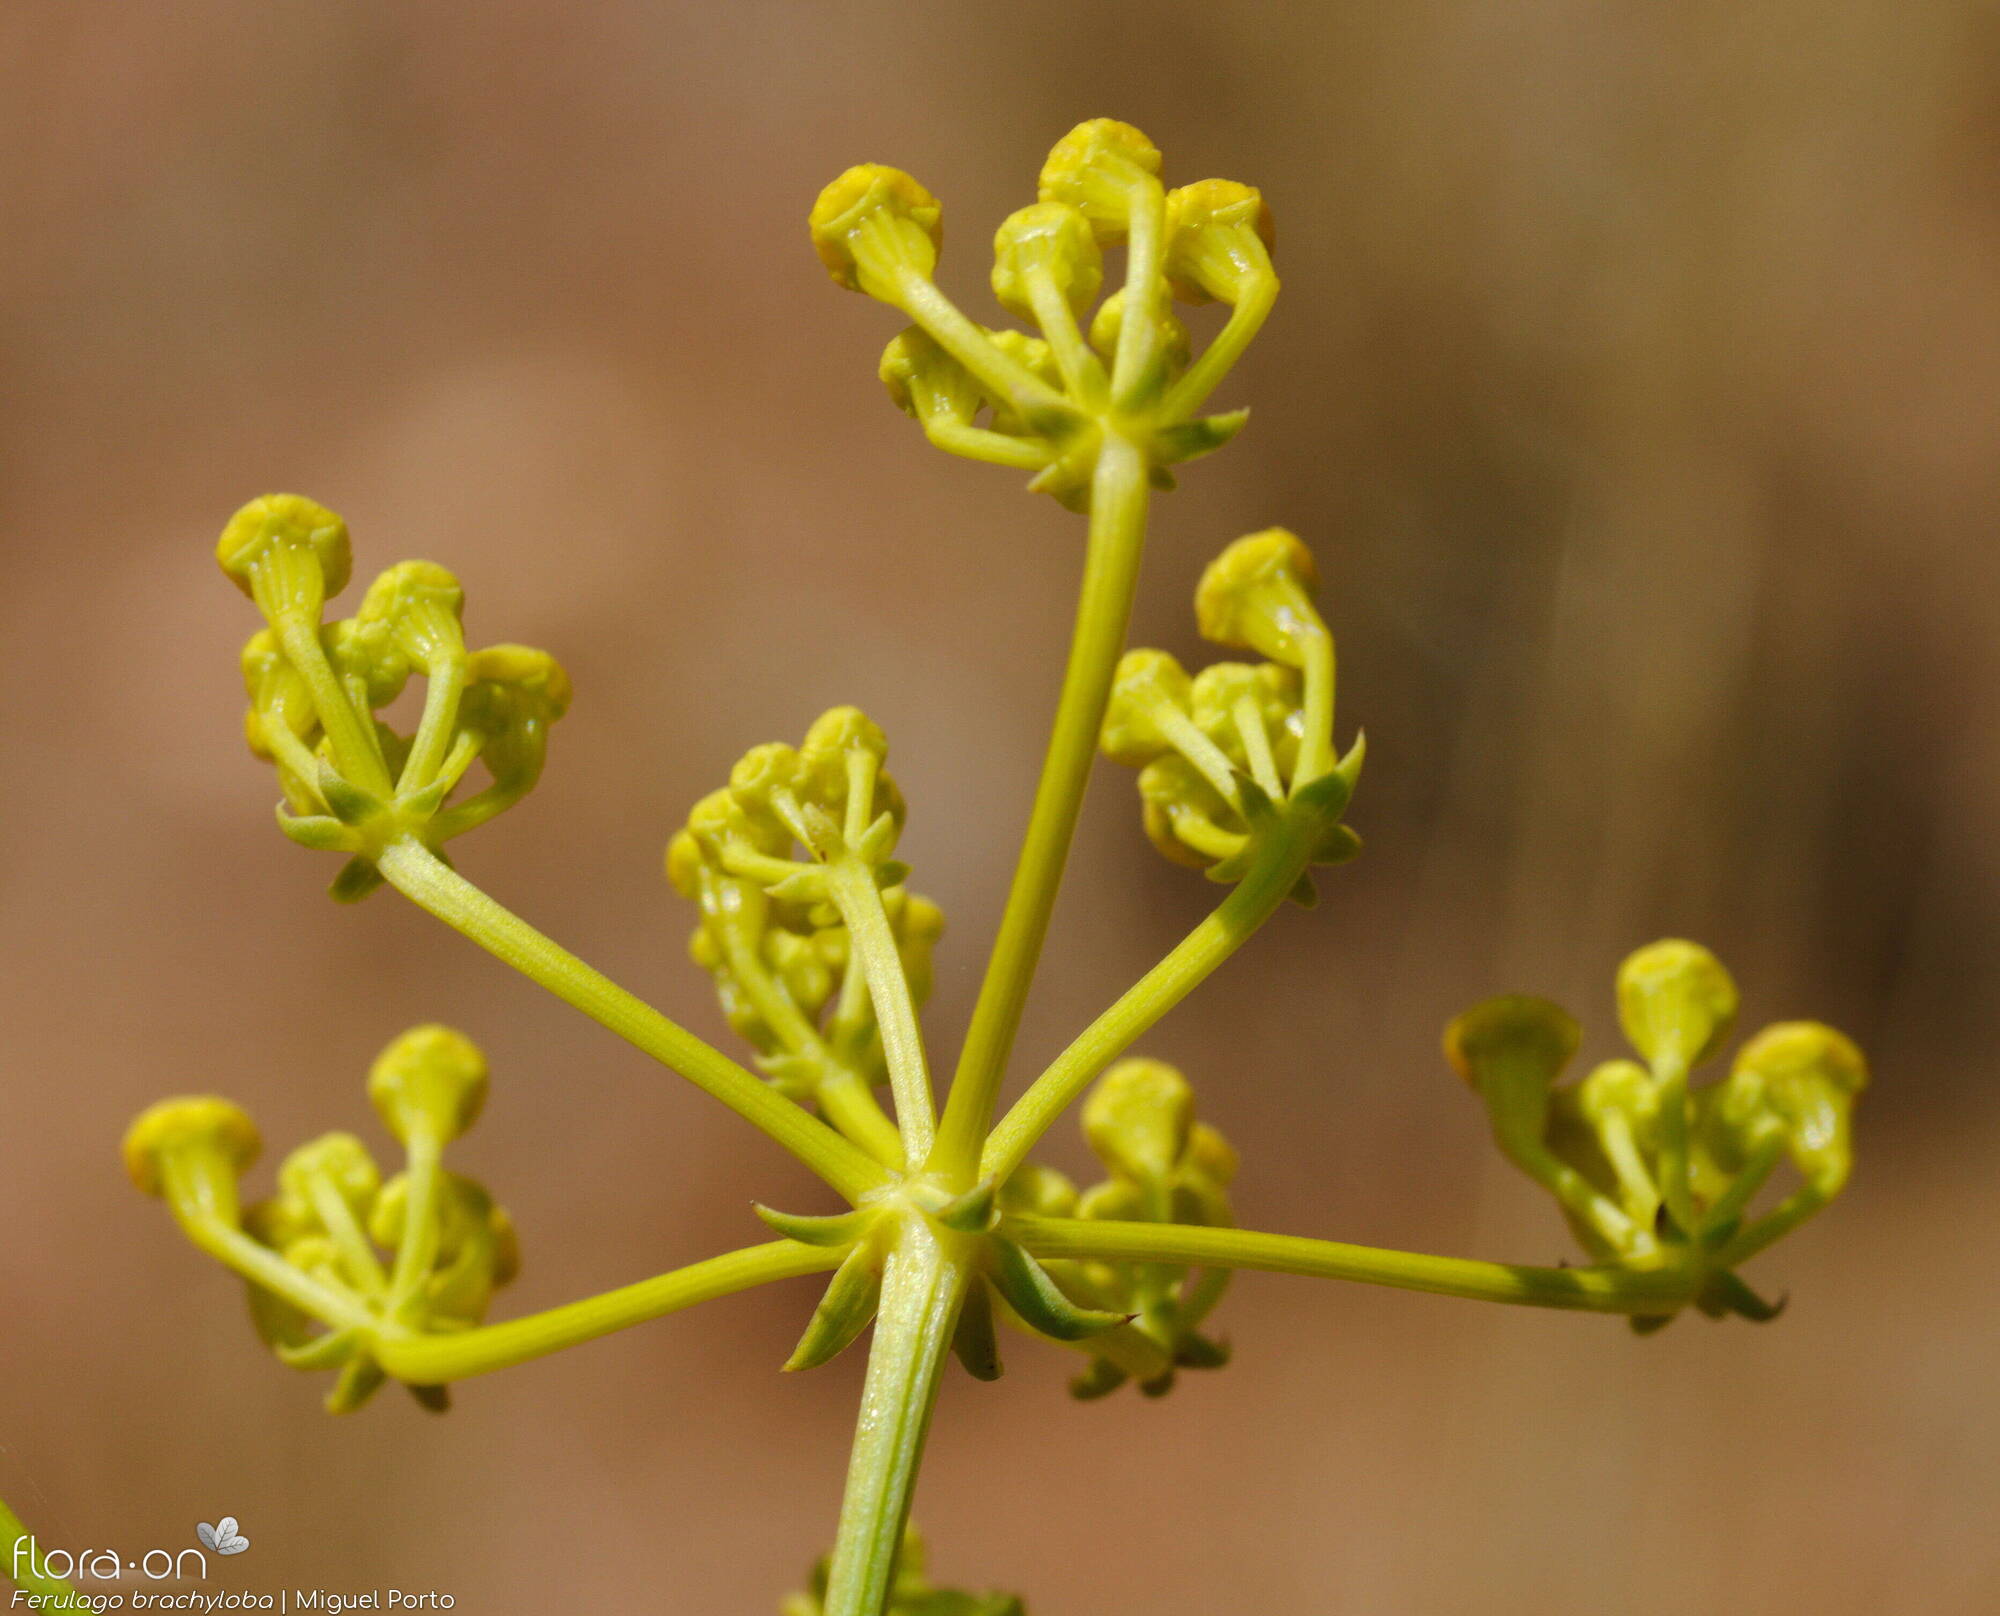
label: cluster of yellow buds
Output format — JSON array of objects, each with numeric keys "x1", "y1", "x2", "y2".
[
  {"x1": 783, "y1": 1524, "x2": 1023, "y2": 1616},
  {"x1": 1447, "y1": 940, "x2": 1866, "y2": 1327},
  {"x1": 224, "y1": 494, "x2": 571, "y2": 900},
  {"x1": 666, "y1": 708, "x2": 943, "y2": 1161},
  {"x1": 122, "y1": 1026, "x2": 517, "y2": 1411},
  {"x1": 1103, "y1": 528, "x2": 1363, "y2": 903},
  {"x1": 811, "y1": 119, "x2": 1278, "y2": 508},
  {"x1": 1004, "y1": 1059, "x2": 1237, "y2": 1400}
]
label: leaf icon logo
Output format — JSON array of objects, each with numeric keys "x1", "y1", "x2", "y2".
[{"x1": 197, "y1": 1518, "x2": 250, "y2": 1555}]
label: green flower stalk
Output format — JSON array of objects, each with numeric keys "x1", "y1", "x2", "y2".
[
  {"x1": 783, "y1": 1524, "x2": 1023, "y2": 1616},
  {"x1": 122, "y1": 118, "x2": 1871, "y2": 1616}
]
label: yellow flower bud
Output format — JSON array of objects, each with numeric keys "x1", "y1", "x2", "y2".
[
  {"x1": 879, "y1": 327, "x2": 981, "y2": 425},
  {"x1": 1137, "y1": 755, "x2": 1231, "y2": 870},
  {"x1": 271, "y1": 1233, "x2": 345, "y2": 1289},
  {"x1": 1576, "y1": 1058, "x2": 1659, "y2": 1133},
  {"x1": 968, "y1": 328, "x2": 1070, "y2": 445},
  {"x1": 809, "y1": 164, "x2": 944, "y2": 302},
  {"x1": 276, "y1": 1132, "x2": 382, "y2": 1222},
  {"x1": 766, "y1": 926, "x2": 838, "y2": 1020},
  {"x1": 664, "y1": 828, "x2": 706, "y2": 900},
  {"x1": 457, "y1": 644, "x2": 573, "y2": 797},
  {"x1": 801, "y1": 704, "x2": 891, "y2": 783},
  {"x1": 1083, "y1": 1057, "x2": 1196, "y2": 1185},
  {"x1": 122, "y1": 1097, "x2": 261, "y2": 1223},
  {"x1": 1037, "y1": 119, "x2": 1163, "y2": 243},
  {"x1": 1745, "y1": 1020, "x2": 1867, "y2": 1098},
  {"x1": 998, "y1": 1162, "x2": 1079, "y2": 1219},
  {"x1": 1087, "y1": 288, "x2": 1190, "y2": 374},
  {"x1": 728, "y1": 742, "x2": 802, "y2": 816},
  {"x1": 1444, "y1": 995, "x2": 1580, "y2": 1144},
  {"x1": 990, "y1": 201, "x2": 1103, "y2": 322},
  {"x1": 369, "y1": 1170, "x2": 520, "y2": 1323},
  {"x1": 1075, "y1": 1177, "x2": 1147, "y2": 1222},
  {"x1": 240, "y1": 628, "x2": 318, "y2": 763},
  {"x1": 1163, "y1": 180, "x2": 1275, "y2": 305},
  {"x1": 356, "y1": 560, "x2": 467, "y2": 672},
  {"x1": 465, "y1": 643, "x2": 572, "y2": 720},
  {"x1": 1189, "y1": 660, "x2": 1303, "y2": 774},
  {"x1": 244, "y1": 1191, "x2": 316, "y2": 1255},
  {"x1": 1100, "y1": 649, "x2": 1194, "y2": 767},
  {"x1": 893, "y1": 891, "x2": 946, "y2": 1006},
  {"x1": 239, "y1": 628, "x2": 288, "y2": 697},
  {"x1": 1183, "y1": 1121, "x2": 1240, "y2": 1189},
  {"x1": 216, "y1": 494, "x2": 352, "y2": 610},
  {"x1": 324, "y1": 616, "x2": 412, "y2": 710},
  {"x1": 1720, "y1": 1021, "x2": 1867, "y2": 1191},
  {"x1": 367, "y1": 1024, "x2": 489, "y2": 1145},
  {"x1": 1616, "y1": 939, "x2": 1739, "y2": 1071},
  {"x1": 688, "y1": 782, "x2": 788, "y2": 862},
  {"x1": 1194, "y1": 528, "x2": 1326, "y2": 666}
]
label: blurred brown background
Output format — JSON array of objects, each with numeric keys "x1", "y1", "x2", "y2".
[{"x1": 3, "y1": 3, "x2": 1997, "y2": 1612}]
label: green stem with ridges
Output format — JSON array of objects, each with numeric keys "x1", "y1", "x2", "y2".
[
  {"x1": 889, "y1": 265, "x2": 1071, "y2": 424},
  {"x1": 374, "y1": 839, "x2": 891, "y2": 1204},
  {"x1": 169, "y1": 1204, "x2": 372, "y2": 1333},
  {"x1": 1292, "y1": 628, "x2": 1337, "y2": 790},
  {"x1": 1652, "y1": 1056, "x2": 1697, "y2": 1236},
  {"x1": 1024, "y1": 267, "x2": 1106, "y2": 406},
  {"x1": 1716, "y1": 1180, "x2": 1831, "y2": 1269},
  {"x1": 386, "y1": 1127, "x2": 444, "y2": 1316},
  {"x1": 303, "y1": 1171, "x2": 389, "y2": 1296},
  {"x1": 1110, "y1": 174, "x2": 1169, "y2": 408},
  {"x1": 826, "y1": 859, "x2": 936, "y2": 1161},
  {"x1": 1163, "y1": 272, "x2": 1278, "y2": 421},
  {"x1": 815, "y1": 1068, "x2": 908, "y2": 1168},
  {"x1": 1156, "y1": 704, "x2": 1243, "y2": 804},
  {"x1": 819, "y1": 1219, "x2": 969, "y2": 1616},
  {"x1": 922, "y1": 420, "x2": 1054, "y2": 469},
  {"x1": 1698, "y1": 1134, "x2": 1785, "y2": 1241},
  {"x1": 1013, "y1": 1216, "x2": 1695, "y2": 1316},
  {"x1": 931, "y1": 433, "x2": 1151, "y2": 1182},
  {"x1": 1593, "y1": 1110, "x2": 1663, "y2": 1229},
  {"x1": 703, "y1": 874, "x2": 905, "y2": 1167},
  {"x1": 399, "y1": 653, "x2": 467, "y2": 793},
  {"x1": 275, "y1": 614, "x2": 393, "y2": 800},
  {"x1": 1232, "y1": 695, "x2": 1283, "y2": 799},
  {"x1": 982, "y1": 825, "x2": 1312, "y2": 1185},
  {"x1": 376, "y1": 1240, "x2": 841, "y2": 1383},
  {"x1": 1497, "y1": 1133, "x2": 1651, "y2": 1259}
]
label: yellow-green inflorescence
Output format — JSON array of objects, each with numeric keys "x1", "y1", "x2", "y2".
[
  {"x1": 122, "y1": 118, "x2": 1872, "y2": 1616},
  {"x1": 1103, "y1": 526, "x2": 1363, "y2": 906},
  {"x1": 812, "y1": 118, "x2": 1275, "y2": 510},
  {"x1": 1021, "y1": 1058, "x2": 1240, "y2": 1400},
  {"x1": 666, "y1": 708, "x2": 945, "y2": 1169},
  {"x1": 123, "y1": 1027, "x2": 517, "y2": 1412},
  {"x1": 225, "y1": 493, "x2": 572, "y2": 901},
  {"x1": 1446, "y1": 939, "x2": 1866, "y2": 1329}
]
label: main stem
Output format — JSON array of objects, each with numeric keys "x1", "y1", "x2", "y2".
[
  {"x1": 819, "y1": 1220, "x2": 969, "y2": 1616},
  {"x1": 930, "y1": 434, "x2": 1151, "y2": 1181},
  {"x1": 375, "y1": 839, "x2": 890, "y2": 1203}
]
